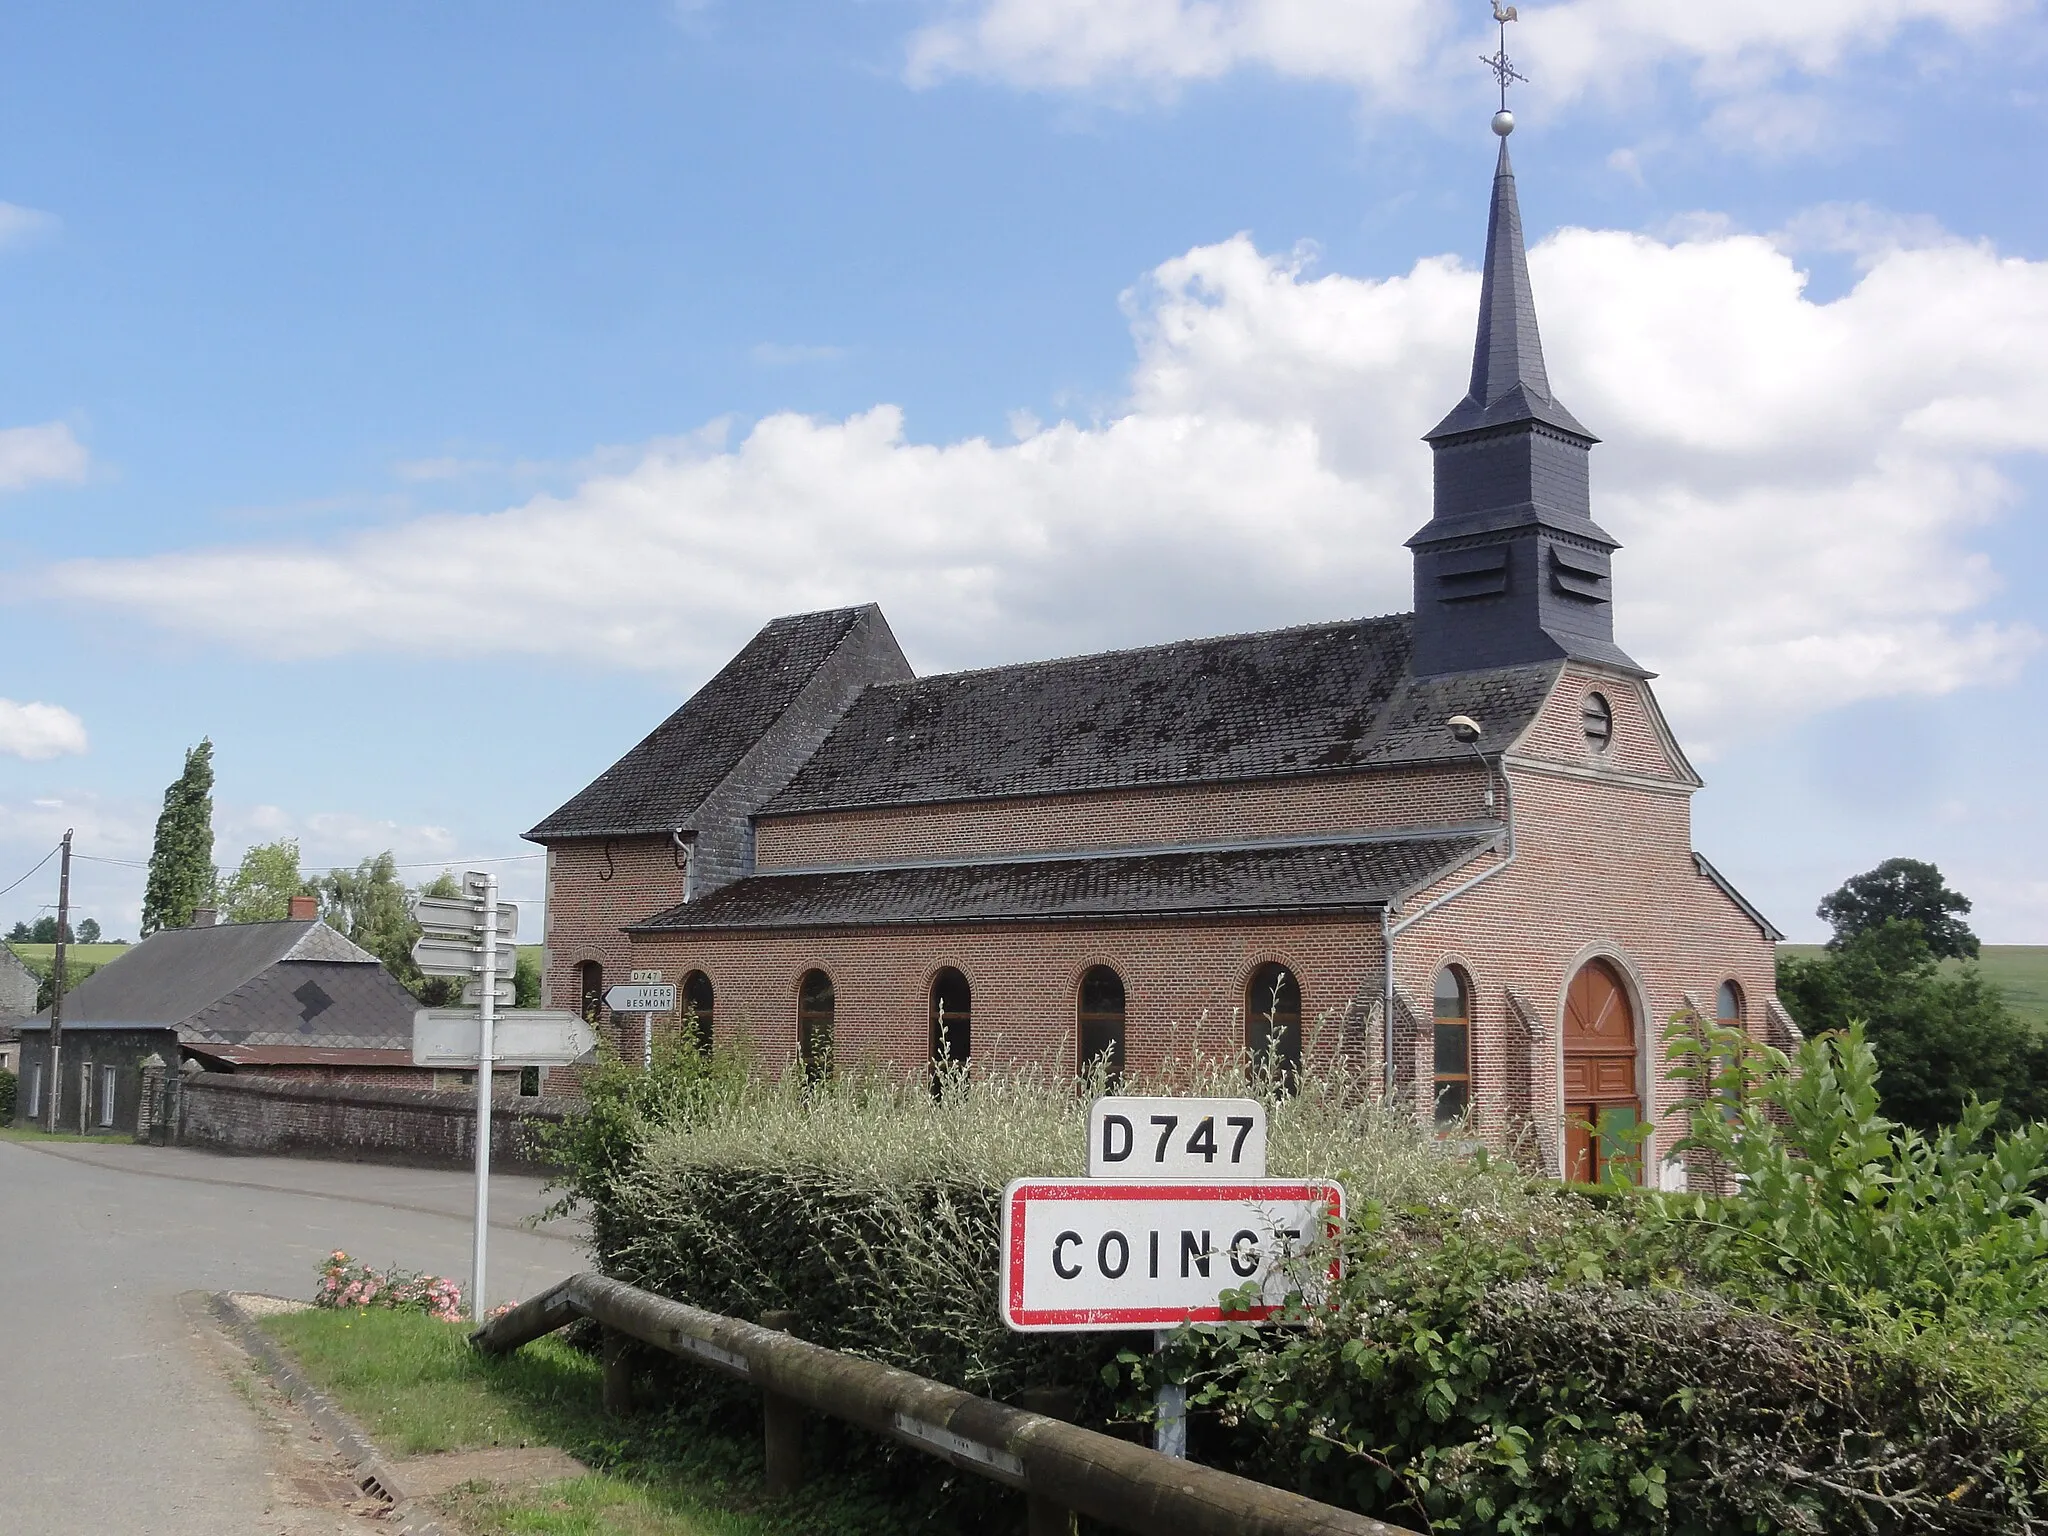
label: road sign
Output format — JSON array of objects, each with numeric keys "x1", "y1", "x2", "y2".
[
  {"x1": 413, "y1": 935, "x2": 508, "y2": 978},
  {"x1": 604, "y1": 983, "x2": 675, "y2": 1013},
  {"x1": 630, "y1": 969, "x2": 663, "y2": 984},
  {"x1": 1088, "y1": 1097, "x2": 1267, "y2": 1179},
  {"x1": 462, "y1": 975, "x2": 517, "y2": 1007},
  {"x1": 412, "y1": 1009, "x2": 596, "y2": 1068},
  {"x1": 414, "y1": 895, "x2": 518, "y2": 941},
  {"x1": 999, "y1": 1179, "x2": 1343, "y2": 1332}
]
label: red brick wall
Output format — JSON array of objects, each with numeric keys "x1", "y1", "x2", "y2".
[
  {"x1": 543, "y1": 837, "x2": 689, "y2": 1023},
  {"x1": 754, "y1": 768, "x2": 1489, "y2": 870},
  {"x1": 1390, "y1": 759, "x2": 1776, "y2": 1182},
  {"x1": 1514, "y1": 666, "x2": 1687, "y2": 781},
  {"x1": 623, "y1": 916, "x2": 1389, "y2": 1080}
]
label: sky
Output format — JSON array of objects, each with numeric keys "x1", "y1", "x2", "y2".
[{"x1": 0, "y1": 0, "x2": 2044, "y2": 944}]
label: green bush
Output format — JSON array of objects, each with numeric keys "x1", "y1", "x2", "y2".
[
  {"x1": 0, "y1": 1068, "x2": 14, "y2": 1122},
  {"x1": 551, "y1": 1023, "x2": 2048, "y2": 1534}
]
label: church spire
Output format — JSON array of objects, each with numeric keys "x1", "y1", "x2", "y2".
[
  {"x1": 1405, "y1": 104, "x2": 1642, "y2": 680},
  {"x1": 1426, "y1": 136, "x2": 1590, "y2": 443}
]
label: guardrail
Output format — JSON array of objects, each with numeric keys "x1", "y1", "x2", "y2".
[{"x1": 473, "y1": 1273, "x2": 1417, "y2": 1536}]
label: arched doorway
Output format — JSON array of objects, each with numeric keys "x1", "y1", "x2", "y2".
[{"x1": 1561, "y1": 959, "x2": 1641, "y2": 1184}]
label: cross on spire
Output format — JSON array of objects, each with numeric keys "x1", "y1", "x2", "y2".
[{"x1": 1481, "y1": 3, "x2": 1525, "y2": 116}]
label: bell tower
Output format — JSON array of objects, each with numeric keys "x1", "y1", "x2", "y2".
[{"x1": 1408, "y1": 116, "x2": 1642, "y2": 679}]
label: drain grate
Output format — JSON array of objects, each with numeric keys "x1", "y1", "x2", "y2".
[{"x1": 358, "y1": 1471, "x2": 397, "y2": 1504}]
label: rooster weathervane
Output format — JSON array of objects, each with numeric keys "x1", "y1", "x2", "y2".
[{"x1": 1482, "y1": 1, "x2": 1525, "y2": 136}]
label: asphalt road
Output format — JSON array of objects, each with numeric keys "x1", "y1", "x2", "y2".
[{"x1": 0, "y1": 1136, "x2": 588, "y2": 1535}]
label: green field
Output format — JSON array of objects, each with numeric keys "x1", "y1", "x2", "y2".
[
  {"x1": 7, "y1": 942, "x2": 132, "y2": 975},
  {"x1": 1779, "y1": 944, "x2": 2048, "y2": 1031}
]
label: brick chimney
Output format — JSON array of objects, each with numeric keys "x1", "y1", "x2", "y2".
[
  {"x1": 289, "y1": 894, "x2": 319, "y2": 921},
  {"x1": 189, "y1": 907, "x2": 216, "y2": 928}
]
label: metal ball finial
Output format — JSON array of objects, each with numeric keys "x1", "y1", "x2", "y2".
[{"x1": 1492, "y1": 109, "x2": 1515, "y2": 136}]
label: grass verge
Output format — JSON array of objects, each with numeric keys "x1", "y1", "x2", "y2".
[
  {"x1": 0, "y1": 1124, "x2": 115, "y2": 1144},
  {"x1": 257, "y1": 1308, "x2": 962, "y2": 1536}
]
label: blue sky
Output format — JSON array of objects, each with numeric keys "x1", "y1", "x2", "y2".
[{"x1": 0, "y1": 0, "x2": 2043, "y2": 943}]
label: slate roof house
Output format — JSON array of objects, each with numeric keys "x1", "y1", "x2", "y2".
[
  {"x1": 530, "y1": 128, "x2": 1790, "y2": 1185},
  {"x1": 11, "y1": 900, "x2": 423, "y2": 1135}
]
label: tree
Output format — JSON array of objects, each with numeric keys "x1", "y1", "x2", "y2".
[
  {"x1": 1778, "y1": 919, "x2": 2046, "y2": 1133},
  {"x1": 76, "y1": 918, "x2": 101, "y2": 944},
  {"x1": 141, "y1": 739, "x2": 217, "y2": 935},
  {"x1": 28, "y1": 916, "x2": 62, "y2": 944},
  {"x1": 218, "y1": 838, "x2": 314, "y2": 923},
  {"x1": 1818, "y1": 857, "x2": 1978, "y2": 959},
  {"x1": 6, "y1": 922, "x2": 27, "y2": 943},
  {"x1": 315, "y1": 855, "x2": 461, "y2": 1004}
]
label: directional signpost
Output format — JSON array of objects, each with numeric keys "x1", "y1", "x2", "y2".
[
  {"x1": 410, "y1": 872, "x2": 515, "y2": 1325},
  {"x1": 605, "y1": 982, "x2": 675, "y2": 1069},
  {"x1": 412, "y1": 1009, "x2": 595, "y2": 1068},
  {"x1": 1002, "y1": 1095, "x2": 1344, "y2": 1460}
]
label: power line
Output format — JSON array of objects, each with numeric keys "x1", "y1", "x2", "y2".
[
  {"x1": 76, "y1": 850, "x2": 544, "y2": 872},
  {"x1": 74, "y1": 853, "x2": 148, "y2": 870},
  {"x1": 0, "y1": 842, "x2": 61, "y2": 902}
]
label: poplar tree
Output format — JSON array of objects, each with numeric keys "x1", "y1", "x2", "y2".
[{"x1": 140, "y1": 738, "x2": 217, "y2": 935}]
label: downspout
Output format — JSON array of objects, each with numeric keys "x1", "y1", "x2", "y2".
[
  {"x1": 1389, "y1": 756, "x2": 1518, "y2": 940},
  {"x1": 1380, "y1": 907, "x2": 1396, "y2": 1099}
]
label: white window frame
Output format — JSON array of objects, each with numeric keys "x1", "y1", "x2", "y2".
[
  {"x1": 98, "y1": 1065, "x2": 117, "y2": 1128},
  {"x1": 26, "y1": 1062, "x2": 42, "y2": 1118}
]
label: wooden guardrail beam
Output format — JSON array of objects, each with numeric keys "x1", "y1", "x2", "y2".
[{"x1": 474, "y1": 1273, "x2": 1415, "y2": 1536}]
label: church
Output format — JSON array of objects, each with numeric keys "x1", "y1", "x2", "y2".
[{"x1": 526, "y1": 123, "x2": 1790, "y2": 1185}]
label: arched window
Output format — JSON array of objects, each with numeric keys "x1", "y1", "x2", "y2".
[
  {"x1": 682, "y1": 970, "x2": 715, "y2": 1053},
  {"x1": 578, "y1": 961, "x2": 605, "y2": 1025},
  {"x1": 1077, "y1": 966, "x2": 1126, "y2": 1085},
  {"x1": 1715, "y1": 981, "x2": 1745, "y2": 1026},
  {"x1": 797, "y1": 970, "x2": 834, "y2": 1081},
  {"x1": 1433, "y1": 967, "x2": 1472, "y2": 1127},
  {"x1": 1245, "y1": 963, "x2": 1302, "y2": 1087},
  {"x1": 930, "y1": 967, "x2": 972, "y2": 1071}
]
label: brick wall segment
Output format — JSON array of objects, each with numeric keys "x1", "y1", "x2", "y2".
[{"x1": 753, "y1": 767, "x2": 1495, "y2": 871}]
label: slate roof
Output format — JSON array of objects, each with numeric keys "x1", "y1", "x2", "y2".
[
  {"x1": 766, "y1": 615, "x2": 1560, "y2": 815},
  {"x1": 632, "y1": 832, "x2": 1494, "y2": 933},
  {"x1": 1427, "y1": 140, "x2": 1593, "y2": 444},
  {"x1": 526, "y1": 606, "x2": 885, "y2": 840},
  {"x1": 182, "y1": 1044, "x2": 420, "y2": 1069},
  {"x1": 18, "y1": 919, "x2": 416, "y2": 1048}
]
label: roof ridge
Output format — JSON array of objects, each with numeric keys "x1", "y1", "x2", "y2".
[{"x1": 861, "y1": 612, "x2": 1412, "y2": 692}]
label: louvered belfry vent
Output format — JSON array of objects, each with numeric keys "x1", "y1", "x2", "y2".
[{"x1": 1407, "y1": 139, "x2": 1643, "y2": 679}]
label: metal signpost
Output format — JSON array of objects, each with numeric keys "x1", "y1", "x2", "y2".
[
  {"x1": 410, "y1": 873, "x2": 544, "y2": 1324},
  {"x1": 1003, "y1": 1095, "x2": 1343, "y2": 1460},
  {"x1": 605, "y1": 982, "x2": 675, "y2": 1069}
]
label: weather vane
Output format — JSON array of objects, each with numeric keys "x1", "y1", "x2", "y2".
[{"x1": 1482, "y1": 1, "x2": 1524, "y2": 136}]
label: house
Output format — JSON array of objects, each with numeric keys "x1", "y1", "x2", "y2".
[
  {"x1": 0, "y1": 943, "x2": 34, "y2": 1076},
  {"x1": 527, "y1": 126, "x2": 1789, "y2": 1187},
  {"x1": 11, "y1": 898, "x2": 438, "y2": 1135}
]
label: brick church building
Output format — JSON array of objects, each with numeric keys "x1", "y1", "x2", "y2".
[{"x1": 528, "y1": 128, "x2": 1791, "y2": 1184}]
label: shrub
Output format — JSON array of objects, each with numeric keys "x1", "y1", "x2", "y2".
[
  {"x1": 314, "y1": 1250, "x2": 465, "y2": 1322},
  {"x1": 0, "y1": 1068, "x2": 14, "y2": 1122}
]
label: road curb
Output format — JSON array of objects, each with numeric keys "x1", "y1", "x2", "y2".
[{"x1": 199, "y1": 1290, "x2": 442, "y2": 1535}]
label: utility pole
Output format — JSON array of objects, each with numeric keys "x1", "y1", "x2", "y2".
[
  {"x1": 472, "y1": 870, "x2": 497, "y2": 1324},
  {"x1": 45, "y1": 828, "x2": 71, "y2": 1134}
]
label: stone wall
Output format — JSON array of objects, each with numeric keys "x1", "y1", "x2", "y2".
[{"x1": 167, "y1": 1071, "x2": 572, "y2": 1173}]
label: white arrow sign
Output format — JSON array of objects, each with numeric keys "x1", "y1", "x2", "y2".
[
  {"x1": 604, "y1": 983, "x2": 675, "y2": 1013},
  {"x1": 413, "y1": 935, "x2": 508, "y2": 978},
  {"x1": 412, "y1": 1009, "x2": 595, "y2": 1068},
  {"x1": 414, "y1": 895, "x2": 518, "y2": 940}
]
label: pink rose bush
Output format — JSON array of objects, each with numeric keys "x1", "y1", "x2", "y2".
[{"x1": 315, "y1": 1250, "x2": 465, "y2": 1322}]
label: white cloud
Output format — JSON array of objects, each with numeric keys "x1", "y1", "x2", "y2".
[
  {"x1": 49, "y1": 211, "x2": 2048, "y2": 754},
  {"x1": 0, "y1": 422, "x2": 88, "y2": 492},
  {"x1": 0, "y1": 201, "x2": 57, "y2": 249},
  {"x1": 0, "y1": 701, "x2": 88, "y2": 761},
  {"x1": 905, "y1": 0, "x2": 2020, "y2": 125}
]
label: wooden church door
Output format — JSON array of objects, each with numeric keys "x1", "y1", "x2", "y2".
[{"x1": 1561, "y1": 959, "x2": 1641, "y2": 1184}]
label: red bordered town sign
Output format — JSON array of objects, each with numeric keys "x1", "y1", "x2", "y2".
[{"x1": 999, "y1": 1179, "x2": 1345, "y2": 1332}]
